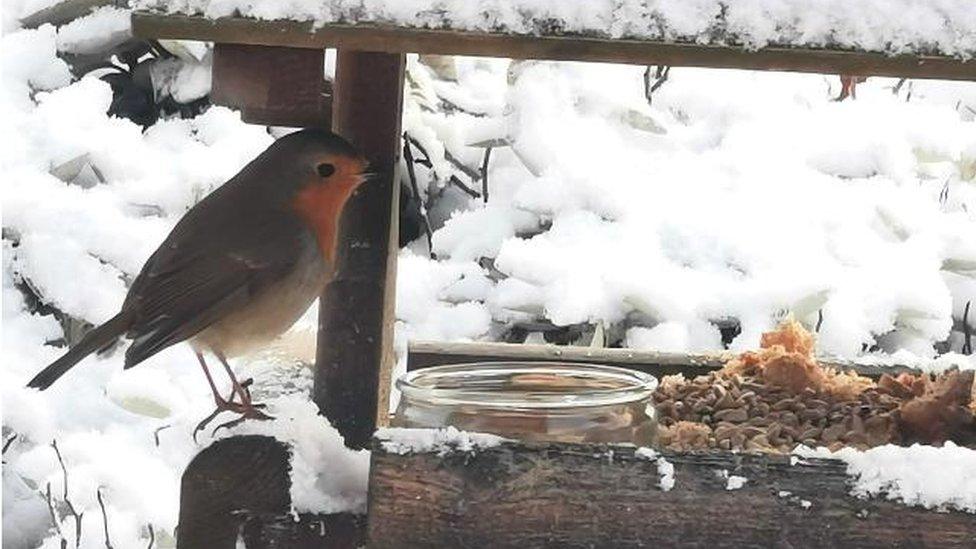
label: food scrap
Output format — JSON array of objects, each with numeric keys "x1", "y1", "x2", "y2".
[{"x1": 653, "y1": 319, "x2": 975, "y2": 453}]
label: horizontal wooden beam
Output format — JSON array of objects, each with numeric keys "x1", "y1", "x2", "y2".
[
  {"x1": 368, "y1": 439, "x2": 976, "y2": 548},
  {"x1": 407, "y1": 340, "x2": 922, "y2": 379},
  {"x1": 131, "y1": 12, "x2": 976, "y2": 81}
]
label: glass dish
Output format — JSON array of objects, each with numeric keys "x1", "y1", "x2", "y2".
[{"x1": 392, "y1": 362, "x2": 658, "y2": 446}]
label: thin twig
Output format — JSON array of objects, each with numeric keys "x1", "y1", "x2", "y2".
[
  {"x1": 146, "y1": 524, "x2": 155, "y2": 549},
  {"x1": 152, "y1": 424, "x2": 171, "y2": 447},
  {"x1": 480, "y1": 146, "x2": 493, "y2": 204},
  {"x1": 52, "y1": 441, "x2": 83, "y2": 548},
  {"x1": 2, "y1": 434, "x2": 17, "y2": 455},
  {"x1": 443, "y1": 148, "x2": 482, "y2": 181},
  {"x1": 97, "y1": 488, "x2": 114, "y2": 549},
  {"x1": 402, "y1": 133, "x2": 435, "y2": 258},
  {"x1": 963, "y1": 301, "x2": 972, "y2": 356},
  {"x1": 448, "y1": 174, "x2": 481, "y2": 199},
  {"x1": 43, "y1": 482, "x2": 68, "y2": 548},
  {"x1": 643, "y1": 65, "x2": 670, "y2": 105},
  {"x1": 816, "y1": 309, "x2": 824, "y2": 333},
  {"x1": 404, "y1": 135, "x2": 433, "y2": 168}
]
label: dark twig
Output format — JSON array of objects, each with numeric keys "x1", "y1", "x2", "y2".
[
  {"x1": 448, "y1": 174, "x2": 481, "y2": 199},
  {"x1": 52, "y1": 441, "x2": 83, "y2": 548},
  {"x1": 891, "y1": 78, "x2": 908, "y2": 95},
  {"x1": 443, "y1": 148, "x2": 482, "y2": 181},
  {"x1": 2, "y1": 434, "x2": 17, "y2": 455},
  {"x1": 97, "y1": 488, "x2": 114, "y2": 549},
  {"x1": 404, "y1": 135, "x2": 433, "y2": 169},
  {"x1": 146, "y1": 524, "x2": 155, "y2": 549},
  {"x1": 403, "y1": 133, "x2": 435, "y2": 258},
  {"x1": 480, "y1": 146, "x2": 493, "y2": 204},
  {"x1": 963, "y1": 301, "x2": 972, "y2": 356},
  {"x1": 816, "y1": 309, "x2": 824, "y2": 333},
  {"x1": 43, "y1": 483, "x2": 68, "y2": 548},
  {"x1": 643, "y1": 65, "x2": 670, "y2": 105},
  {"x1": 153, "y1": 424, "x2": 171, "y2": 447},
  {"x1": 939, "y1": 177, "x2": 950, "y2": 208}
]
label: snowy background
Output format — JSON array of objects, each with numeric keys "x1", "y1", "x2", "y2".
[{"x1": 4, "y1": 2, "x2": 976, "y2": 548}]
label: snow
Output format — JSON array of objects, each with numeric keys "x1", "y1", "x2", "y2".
[
  {"x1": 635, "y1": 447, "x2": 676, "y2": 491},
  {"x1": 3, "y1": 3, "x2": 976, "y2": 547},
  {"x1": 796, "y1": 443, "x2": 976, "y2": 513},
  {"x1": 717, "y1": 469, "x2": 748, "y2": 490},
  {"x1": 136, "y1": 1, "x2": 976, "y2": 58},
  {"x1": 375, "y1": 427, "x2": 507, "y2": 455}
]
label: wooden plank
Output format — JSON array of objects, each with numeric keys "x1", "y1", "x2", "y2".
[
  {"x1": 315, "y1": 51, "x2": 405, "y2": 449},
  {"x1": 132, "y1": 13, "x2": 976, "y2": 81},
  {"x1": 178, "y1": 435, "x2": 366, "y2": 549},
  {"x1": 211, "y1": 43, "x2": 330, "y2": 128},
  {"x1": 20, "y1": 0, "x2": 117, "y2": 29},
  {"x1": 407, "y1": 340, "x2": 923, "y2": 379},
  {"x1": 368, "y1": 439, "x2": 976, "y2": 548}
]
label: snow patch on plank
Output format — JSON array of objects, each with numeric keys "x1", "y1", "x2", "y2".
[
  {"x1": 796, "y1": 442, "x2": 976, "y2": 513},
  {"x1": 136, "y1": 0, "x2": 976, "y2": 58},
  {"x1": 376, "y1": 426, "x2": 508, "y2": 456}
]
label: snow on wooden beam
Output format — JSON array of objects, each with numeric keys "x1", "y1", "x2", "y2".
[
  {"x1": 132, "y1": 12, "x2": 976, "y2": 81},
  {"x1": 368, "y1": 438, "x2": 976, "y2": 548}
]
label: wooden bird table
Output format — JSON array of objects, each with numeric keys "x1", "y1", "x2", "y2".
[{"x1": 131, "y1": 9, "x2": 976, "y2": 548}]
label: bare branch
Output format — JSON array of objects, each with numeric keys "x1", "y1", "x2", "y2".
[
  {"x1": 43, "y1": 482, "x2": 68, "y2": 547},
  {"x1": 403, "y1": 132, "x2": 435, "y2": 258},
  {"x1": 97, "y1": 488, "x2": 114, "y2": 549},
  {"x1": 448, "y1": 174, "x2": 481, "y2": 199},
  {"x1": 51, "y1": 441, "x2": 83, "y2": 548},
  {"x1": 146, "y1": 524, "x2": 155, "y2": 549},
  {"x1": 2, "y1": 434, "x2": 17, "y2": 455},
  {"x1": 480, "y1": 146, "x2": 493, "y2": 204}
]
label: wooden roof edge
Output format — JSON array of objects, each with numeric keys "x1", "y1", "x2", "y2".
[{"x1": 132, "y1": 11, "x2": 976, "y2": 81}]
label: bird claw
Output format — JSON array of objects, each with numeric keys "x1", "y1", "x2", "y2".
[{"x1": 210, "y1": 407, "x2": 273, "y2": 436}]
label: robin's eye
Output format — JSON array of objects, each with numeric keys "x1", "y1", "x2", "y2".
[{"x1": 316, "y1": 163, "x2": 336, "y2": 177}]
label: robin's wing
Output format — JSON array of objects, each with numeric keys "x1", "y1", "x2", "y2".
[{"x1": 122, "y1": 196, "x2": 311, "y2": 368}]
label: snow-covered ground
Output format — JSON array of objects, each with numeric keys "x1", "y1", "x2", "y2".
[{"x1": 3, "y1": 4, "x2": 976, "y2": 548}]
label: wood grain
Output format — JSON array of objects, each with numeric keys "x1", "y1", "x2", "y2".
[
  {"x1": 368, "y1": 440, "x2": 976, "y2": 548},
  {"x1": 211, "y1": 44, "x2": 330, "y2": 127},
  {"x1": 407, "y1": 340, "x2": 923, "y2": 379},
  {"x1": 133, "y1": 13, "x2": 976, "y2": 81},
  {"x1": 316, "y1": 50, "x2": 405, "y2": 449}
]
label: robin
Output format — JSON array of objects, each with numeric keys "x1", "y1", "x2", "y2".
[{"x1": 26, "y1": 129, "x2": 369, "y2": 438}]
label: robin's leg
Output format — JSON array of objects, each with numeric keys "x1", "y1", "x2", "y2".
[
  {"x1": 192, "y1": 352, "x2": 247, "y2": 441},
  {"x1": 211, "y1": 351, "x2": 272, "y2": 434}
]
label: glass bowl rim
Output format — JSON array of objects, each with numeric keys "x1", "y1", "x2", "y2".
[{"x1": 396, "y1": 361, "x2": 658, "y2": 409}]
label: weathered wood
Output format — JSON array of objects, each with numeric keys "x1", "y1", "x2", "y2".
[
  {"x1": 132, "y1": 13, "x2": 976, "y2": 81},
  {"x1": 211, "y1": 43, "x2": 330, "y2": 128},
  {"x1": 316, "y1": 51, "x2": 405, "y2": 449},
  {"x1": 407, "y1": 340, "x2": 923, "y2": 379},
  {"x1": 178, "y1": 435, "x2": 366, "y2": 549},
  {"x1": 21, "y1": 0, "x2": 119, "y2": 29},
  {"x1": 368, "y1": 440, "x2": 976, "y2": 548}
]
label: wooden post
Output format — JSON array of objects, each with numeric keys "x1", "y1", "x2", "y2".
[
  {"x1": 211, "y1": 44, "x2": 330, "y2": 127},
  {"x1": 315, "y1": 51, "x2": 405, "y2": 449}
]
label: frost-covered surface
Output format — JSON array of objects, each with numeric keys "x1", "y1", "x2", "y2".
[
  {"x1": 137, "y1": 0, "x2": 976, "y2": 58},
  {"x1": 719, "y1": 469, "x2": 748, "y2": 490},
  {"x1": 796, "y1": 443, "x2": 976, "y2": 513},
  {"x1": 375, "y1": 426, "x2": 507, "y2": 455},
  {"x1": 4, "y1": 5, "x2": 976, "y2": 548}
]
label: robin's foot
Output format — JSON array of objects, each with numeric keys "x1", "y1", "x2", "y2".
[{"x1": 211, "y1": 403, "x2": 273, "y2": 435}]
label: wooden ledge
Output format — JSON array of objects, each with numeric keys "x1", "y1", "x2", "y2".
[
  {"x1": 406, "y1": 340, "x2": 925, "y2": 379},
  {"x1": 132, "y1": 12, "x2": 976, "y2": 81},
  {"x1": 368, "y1": 437, "x2": 976, "y2": 548}
]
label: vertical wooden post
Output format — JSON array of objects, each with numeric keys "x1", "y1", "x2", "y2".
[{"x1": 315, "y1": 51, "x2": 404, "y2": 449}]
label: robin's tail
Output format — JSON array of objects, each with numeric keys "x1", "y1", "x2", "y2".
[{"x1": 27, "y1": 311, "x2": 132, "y2": 390}]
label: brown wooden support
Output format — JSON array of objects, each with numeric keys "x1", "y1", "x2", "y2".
[
  {"x1": 211, "y1": 43, "x2": 330, "y2": 127},
  {"x1": 316, "y1": 51, "x2": 405, "y2": 449},
  {"x1": 133, "y1": 13, "x2": 976, "y2": 82},
  {"x1": 368, "y1": 439, "x2": 976, "y2": 548},
  {"x1": 178, "y1": 435, "x2": 366, "y2": 549},
  {"x1": 406, "y1": 340, "x2": 923, "y2": 379}
]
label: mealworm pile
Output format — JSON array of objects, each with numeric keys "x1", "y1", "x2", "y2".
[{"x1": 652, "y1": 320, "x2": 976, "y2": 453}]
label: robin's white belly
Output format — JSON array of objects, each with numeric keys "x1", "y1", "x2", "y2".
[{"x1": 190, "y1": 240, "x2": 329, "y2": 358}]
